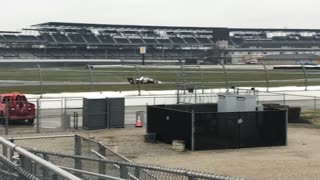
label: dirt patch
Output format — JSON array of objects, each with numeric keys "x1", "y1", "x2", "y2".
[{"x1": 84, "y1": 125, "x2": 320, "y2": 180}]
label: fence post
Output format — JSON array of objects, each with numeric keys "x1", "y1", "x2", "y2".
[
  {"x1": 314, "y1": 97, "x2": 317, "y2": 121},
  {"x1": 73, "y1": 112, "x2": 79, "y2": 129},
  {"x1": 261, "y1": 63, "x2": 270, "y2": 92},
  {"x1": 2, "y1": 143, "x2": 7, "y2": 158},
  {"x1": 37, "y1": 64, "x2": 43, "y2": 96},
  {"x1": 87, "y1": 64, "x2": 94, "y2": 91},
  {"x1": 119, "y1": 165, "x2": 129, "y2": 179},
  {"x1": 42, "y1": 153, "x2": 49, "y2": 179},
  {"x1": 135, "y1": 65, "x2": 141, "y2": 96},
  {"x1": 5, "y1": 100, "x2": 9, "y2": 136},
  {"x1": 191, "y1": 110, "x2": 195, "y2": 151},
  {"x1": 219, "y1": 62, "x2": 229, "y2": 92},
  {"x1": 301, "y1": 65, "x2": 308, "y2": 91},
  {"x1": 20, "y1": 155, "x2": 33, "y2": 174},
  {"x1": 9, "y1": 139, "x2": 14, "y2": 161},
  {"x1": 36, "y1": 98, "x2": 40, "y2": 133},
  {"x1": 134, "y1": 167, "x2": 141, "y2": 179},
  {"x1": 74, "y1": 135, "x2": 82, "y2": 178},
  {"x1": 180, "y1": 65, "x2": 186, "y2": 95},
  {"x1": 198, "y1": 65, "x2": 204, "y2": 94},
  {"x1": 98, "y1": 143, "x2": 106, "y2": 180}
]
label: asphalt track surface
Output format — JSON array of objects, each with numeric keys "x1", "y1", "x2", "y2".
[{"x1": 0, "y1": 77, "x2": 319, "y2": 87}]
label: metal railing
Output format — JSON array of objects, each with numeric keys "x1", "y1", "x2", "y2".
[
  {"x1": 1, "y1": 89, "x2": 320, "y2": 135},
  {"x1": 0, "y1": 64, "x2": 318, "y2": 95},
  {"x1": 0, "y1": 137, "x2": 81, "y2": 180},
  {"x1": 0, "y1": 134, "x2": 242, "y2": 180}
]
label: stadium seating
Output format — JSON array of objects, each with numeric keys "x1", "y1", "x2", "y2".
[
  {"x1": 51, "y1": 33, "x2": 70, "y2": 43},
  {"x1": 19, "y1": 35, "x2": 38, "y2": 42},
  {"x1": 68, "y1": 34, "x2": 86, "y2": 43},
  {"x1": 114, "y1": 38, "x2": 130, "y2": 44},
  {"x1": 169, "y1": 37, "x2": 185, "y2": 44},
  {"x1": 129, "y1": 38, "x2": 144, "y2": 44},
  {"x1": 156, "y1": 38, "x2": 172, "y2": 44},
  {"x1": 196, "y1": 38, "x2": 212, "y2": 44},
  {"x1": 183, "y1": 37, "x2": 198, "y2": 44},
  {"x1": 4, "y1": 22, "x2": 320, "y2": 62},
  {"x1": 0, "y1": 35, "x2": 5, "y2": 42},
  {"x1": 97, "y1": 35, "x2": 116, "y2": 44},
  {"x1": 3, "y1": 35, "x2": 20, "y2": 42},
  {"x1": 82, "y1": 34, "x2": 101, "y2": 44},
  {"x1": 142, "y1": 38, "x2": 158, "y2": 44}
]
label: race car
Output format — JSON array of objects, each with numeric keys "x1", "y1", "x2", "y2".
[{"x1": 127, "y1": 77, "x2": 161, "y2": 84}]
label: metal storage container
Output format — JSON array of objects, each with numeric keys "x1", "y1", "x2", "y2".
[
  {"x1": 218, "y1": 94, "x2": 257, "y2": 112},
  {"x1": 82, "y1": 95, "x2": 107, "y2": 130},
  {"x1": 106, "y1": 97, "x2": 125, "y2": 128}
]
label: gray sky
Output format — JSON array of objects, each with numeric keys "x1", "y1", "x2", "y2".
[{"x1": 1, "y1": 0, "x2": 319, "y2": 31}]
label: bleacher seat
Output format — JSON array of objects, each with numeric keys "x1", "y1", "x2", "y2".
[
  {"x1": 0, "y1": 36, "x2": 5, "y2": 42},
  {"x1": 52, "y1": 33, "x2": 70, "y2": 43},
  {"x1": 129, "y1": 38, "x2": 144, "y2": 44},
  {"x1": 82, "y1": 34, "x2": 100, "y2": 44},
  {"x1": 114, "y1": 38, "x2": 130, "y2": 44},
  {"x1": 19, "y1": 35, "x2": 38, "y2": 42},
  {"x1": 197, "y1": 38, "x2": 211, "y2": 44},
  {"x1": 169, "y1": 37, "x2": 185, "y2": 44},
  {"x1": 156, "y1": 38, "x2": 172, "y2": 44},
  {"x1": 183, "y1": 37, "x2": 198, "y2": 44},
  {"x1": 41, "y1": 33, "x2": 56, "y2": 43},
  {"x1": 143, "y1": 38, "x2": 158, "y2": 44},
  {"x1": 97, "y1": 35, "x2": 116, "y2": 44},
  {"x1": 3, "y1": 35, "x2": 20, "y2": 42},
  {"x1": 68, "y1": 34, "x2": 85, "y2": 43}
]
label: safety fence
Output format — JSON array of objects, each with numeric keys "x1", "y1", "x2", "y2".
[
  {"x1": 0, "y1": 64, "x2": 319, "y2": 94},
  {"x1": 0, "y1": 89, "x2": 319, "y2": 135},
  {"x1": 0, "y1": 134, "x2": 242, "y2": 180}
]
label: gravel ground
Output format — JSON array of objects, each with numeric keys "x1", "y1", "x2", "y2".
[{"x1": 80, "y1": 124, "x2": 320, "y2": 180}]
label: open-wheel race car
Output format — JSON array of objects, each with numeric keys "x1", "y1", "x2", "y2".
[{"x1": 127, "y1": 77, "x2": 161, "y2": 84}]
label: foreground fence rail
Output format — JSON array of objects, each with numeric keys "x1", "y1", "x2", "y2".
[
  {"x1": 0, "y1": 134, "x2": 243, "y2": 180},
  {"x1": 0, "y1": 137, "x2": 81, "y2": 180}
]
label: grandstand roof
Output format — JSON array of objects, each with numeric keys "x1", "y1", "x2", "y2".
[
  {"x1": 33, "y1": 22, "x2": 226, "y2": 31},
  {"x1": 0, "y1": 31, "x2": 21, "y2": 34},
  {"x1": 32, "y1": 22, "x2": 320, "y2": 32}
]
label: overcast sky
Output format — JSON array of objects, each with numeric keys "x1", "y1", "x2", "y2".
[{"x1": 1, "y1": 0, "x2": 319, "y2": 31}]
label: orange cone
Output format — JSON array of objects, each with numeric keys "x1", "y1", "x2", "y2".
[{"x1": 135, "y1": 114, "x2": 143, "y2": 127}]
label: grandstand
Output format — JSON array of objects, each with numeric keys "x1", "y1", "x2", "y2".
[{"x1": 1, "y1": 22, "x2": 320, "y2": 64}]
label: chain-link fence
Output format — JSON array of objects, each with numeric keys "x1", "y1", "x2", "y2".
[
  {"x1": 0, "y1": 89, "x2": 320, "y2": 135},
  {"x1": 1, "y1": 64, "x2": 320, "y2": 94},
  {"x1": 0, "y1": 136, "x2": 81, "y2": 180},
  {"x1": 0, "y1": 134, "x2": 242, "y2": 180}
]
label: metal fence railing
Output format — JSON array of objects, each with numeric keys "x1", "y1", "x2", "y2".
[
  {"x1": 0, "y1": 89, "x2": 320, "y2": 135},
  {"x1": 0, "y1": 64, "x2": 320, "y2": 94},
  {"x1": 0, "y1": 134, "x2": 242, "y2": 180},
  {"x1": 0, "y1": 137, "x2": 81, "y2": 180}
]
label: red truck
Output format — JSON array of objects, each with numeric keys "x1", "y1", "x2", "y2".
[{"x1": 0, "y1": 93, "x2": 36, "y2": 125}]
